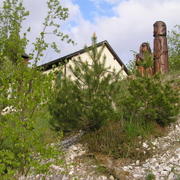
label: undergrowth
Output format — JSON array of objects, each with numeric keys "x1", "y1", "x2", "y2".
[
  {"x1": 81, "y1": 74, "x2": 179, "y2": 160},
  {"x1": 82, "y1": 121, "x2": 162, "y2": 160}
]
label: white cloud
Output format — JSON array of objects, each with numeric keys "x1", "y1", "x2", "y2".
[
  {"x1": 62, "y1": 0, "x2": 180, "y2": 64},
  {"x1": 90, "y1": 0, "x2": 121, "y2": 5}
]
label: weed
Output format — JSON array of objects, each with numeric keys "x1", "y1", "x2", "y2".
[{"x1": 145, "y1": 172, "x2": 155, "y2": 180}]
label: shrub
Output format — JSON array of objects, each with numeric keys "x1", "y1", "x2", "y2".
[
  {"x1": 49, "y1": 78, "x2": 85, "y2": 132},
  {"x1": 119, "y1": 76, "x2": 179, "y2": 127},
  {"x1": 0, "y1": 60, "x2": 64, "y2": 178},
  {"x1": 83, "y1": 74, "x2": 179, "y2": 159},
  {"x1": 49, "y1": 35, "x2": 122, "y2": 132}
]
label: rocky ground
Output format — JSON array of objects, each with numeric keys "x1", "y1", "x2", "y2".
[
  {"x1": 119, "y1": 117, "x2": 180, "y2": 180},
  {"x1": 20, "y1": 117, "x2": 180, "y2": 180},
  {"x1": 20, "y1": 143, "x2": 112, "y2": 180}
]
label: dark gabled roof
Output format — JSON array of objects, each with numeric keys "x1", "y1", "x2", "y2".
[{"x1": 40, "y1": 40, "x2": 129, "y2": 75}]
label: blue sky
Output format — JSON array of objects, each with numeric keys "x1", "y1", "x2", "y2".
[{"x1": 74, "y1": 0, "x2": 116, "y2": 21}]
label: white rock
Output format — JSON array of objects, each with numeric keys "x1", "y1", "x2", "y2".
[
  {"x1": 175, "y1": 147, "x2": 180, "y2": 152},
  {"x1": 109, "y1": 175, "x2": 115, "y2": 180},
  {"x1": 143, "y1": 142, "x2": 148, "y2": 148},
  {"x1": 160, "y1": 170, "x2": 169, "y2": 176},
  {"x1": 168, "y1": 172, "x2": 175, "y2": 180},
  {"x1": 100, "y1": 176, "x2": 108, "y2": 180},
  {"x1": 133, "y1": 174, "x2": 143, "y2": 178},
  {"x1": 136, "y1": 160, "x2": 140, "y2": 165},
  {"x1": 123, "y1": 166, "x2": 130, "y2": 171},
  {"x1": 149, "y1": 158, "x2": 157, "y2": 164}
]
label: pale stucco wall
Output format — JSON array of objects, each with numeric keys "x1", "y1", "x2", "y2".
[{"x1": 43, "y1": 45, "x2": 128, "y2": 79}]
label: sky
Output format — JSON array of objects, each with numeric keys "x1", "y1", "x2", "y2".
[{"x1": 1, "y1": 0, "x2": 180, "y2": 65}]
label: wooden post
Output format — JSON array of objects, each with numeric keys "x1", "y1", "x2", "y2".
[
  {"x1": 136, "y1": 42, "x2": 153, "y2": 76},
  {"x1": 153, "y1": 21, "x2": 169, "y2": 74}
]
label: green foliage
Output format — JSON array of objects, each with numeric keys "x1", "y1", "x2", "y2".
[
  {"x1": 145, "y1": 172, "x2": 155, "y2": 180},
  {"x1": 0, "y1": 0, "x2": 29, "y2": 63},
  {"x1": 49, "y1": 78, "x2": 85, "y2": 132},
  {"x1": 168, "y1": 25, "x2": 180, "y2": 71},
  {"x1": 83, "y1": 75, "x2": 179, "y2": 159},
  {"x1": 126, "y1": 59, "x2": 136, "y2": 75},
  {"x1": 136, "y1": 52, "x2": 153, "y2": 69},
  {"x1": 83, "y1": 121, "x2": 154, "y2": 160},
  {"x1": 127, "y1": 50, "x2": 153, "y2": 76},
  {"x1": 0, "y1": 60, "x2": 63, "y2": 178},
  {"x1": 49, "y1": 35, "x2": 122, "y2": 132},
  {"x1": 0, "y1": 0, "x2": 73, "y2": 64},
  {"x1": 49, "y1": 33, "x2": 179, "y2": 160},
  {"x1": 0, "y1": 0, "x2": 71, "y2": 178},
  {"x1": 32, "y1": 0, "x2": 74, "y2": 62},
  {"x1": 119, "y1": 76, "x2": 179, "y2": 126},
  {"x1": 141, "y1": 52, "x2": 153, "y2": 69}
]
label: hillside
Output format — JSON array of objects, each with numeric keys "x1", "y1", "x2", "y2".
[
  {"x1": 20, "y1": 71, "x2": 180, "y2": 180},
  {"x1": 20, "y1": 116, "x2": 180, "y2": 180}
]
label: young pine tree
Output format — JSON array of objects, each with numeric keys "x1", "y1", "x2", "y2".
[{"x1": 50, "y1": 34, "x2": 122, "y2": 132}]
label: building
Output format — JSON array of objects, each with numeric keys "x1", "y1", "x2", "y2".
[{"x1": 40, "y1": 40, "x2": 129, "y2": 78}]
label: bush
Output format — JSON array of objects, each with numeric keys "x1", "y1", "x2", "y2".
[
  {"x1": 0, "y1": 60, "x2": 63, "y2": 178},
  {"x1": 49, "y1": 35, "x2": 122, "y2": 132},
  {"x1": 119, "y1": 76, "x2": 179, "y2": 127},
  {"x1": 83, "y1": 75, "x2": 179, "y2": 159},
  {"x1": 49, "y1": 78, "x2": 85, "y2": 132}
]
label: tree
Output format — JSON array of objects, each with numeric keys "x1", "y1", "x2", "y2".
[
  {"x1": 0, "y1": 0, "x2": 71, "y2": 178},
  {"x1": 168, "y1": 25, "x2": 180, "y2": 71},
  {"x1": 0, "y1": 0, "x2": 73, "y2": 64},
  {"x1": 0, "y1": 0, "x2": 28, "y2": 63},
  {"x1": 49, "y1": 35, "x2": 122, "y2": 132},
  {"x1": 0, "y1": 60, "x2": 60, "y2": 179}
]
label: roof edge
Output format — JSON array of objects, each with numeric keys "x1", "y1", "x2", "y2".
[{"x1": 40, "y1": 40, "x2": 129, "y2": 75}]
